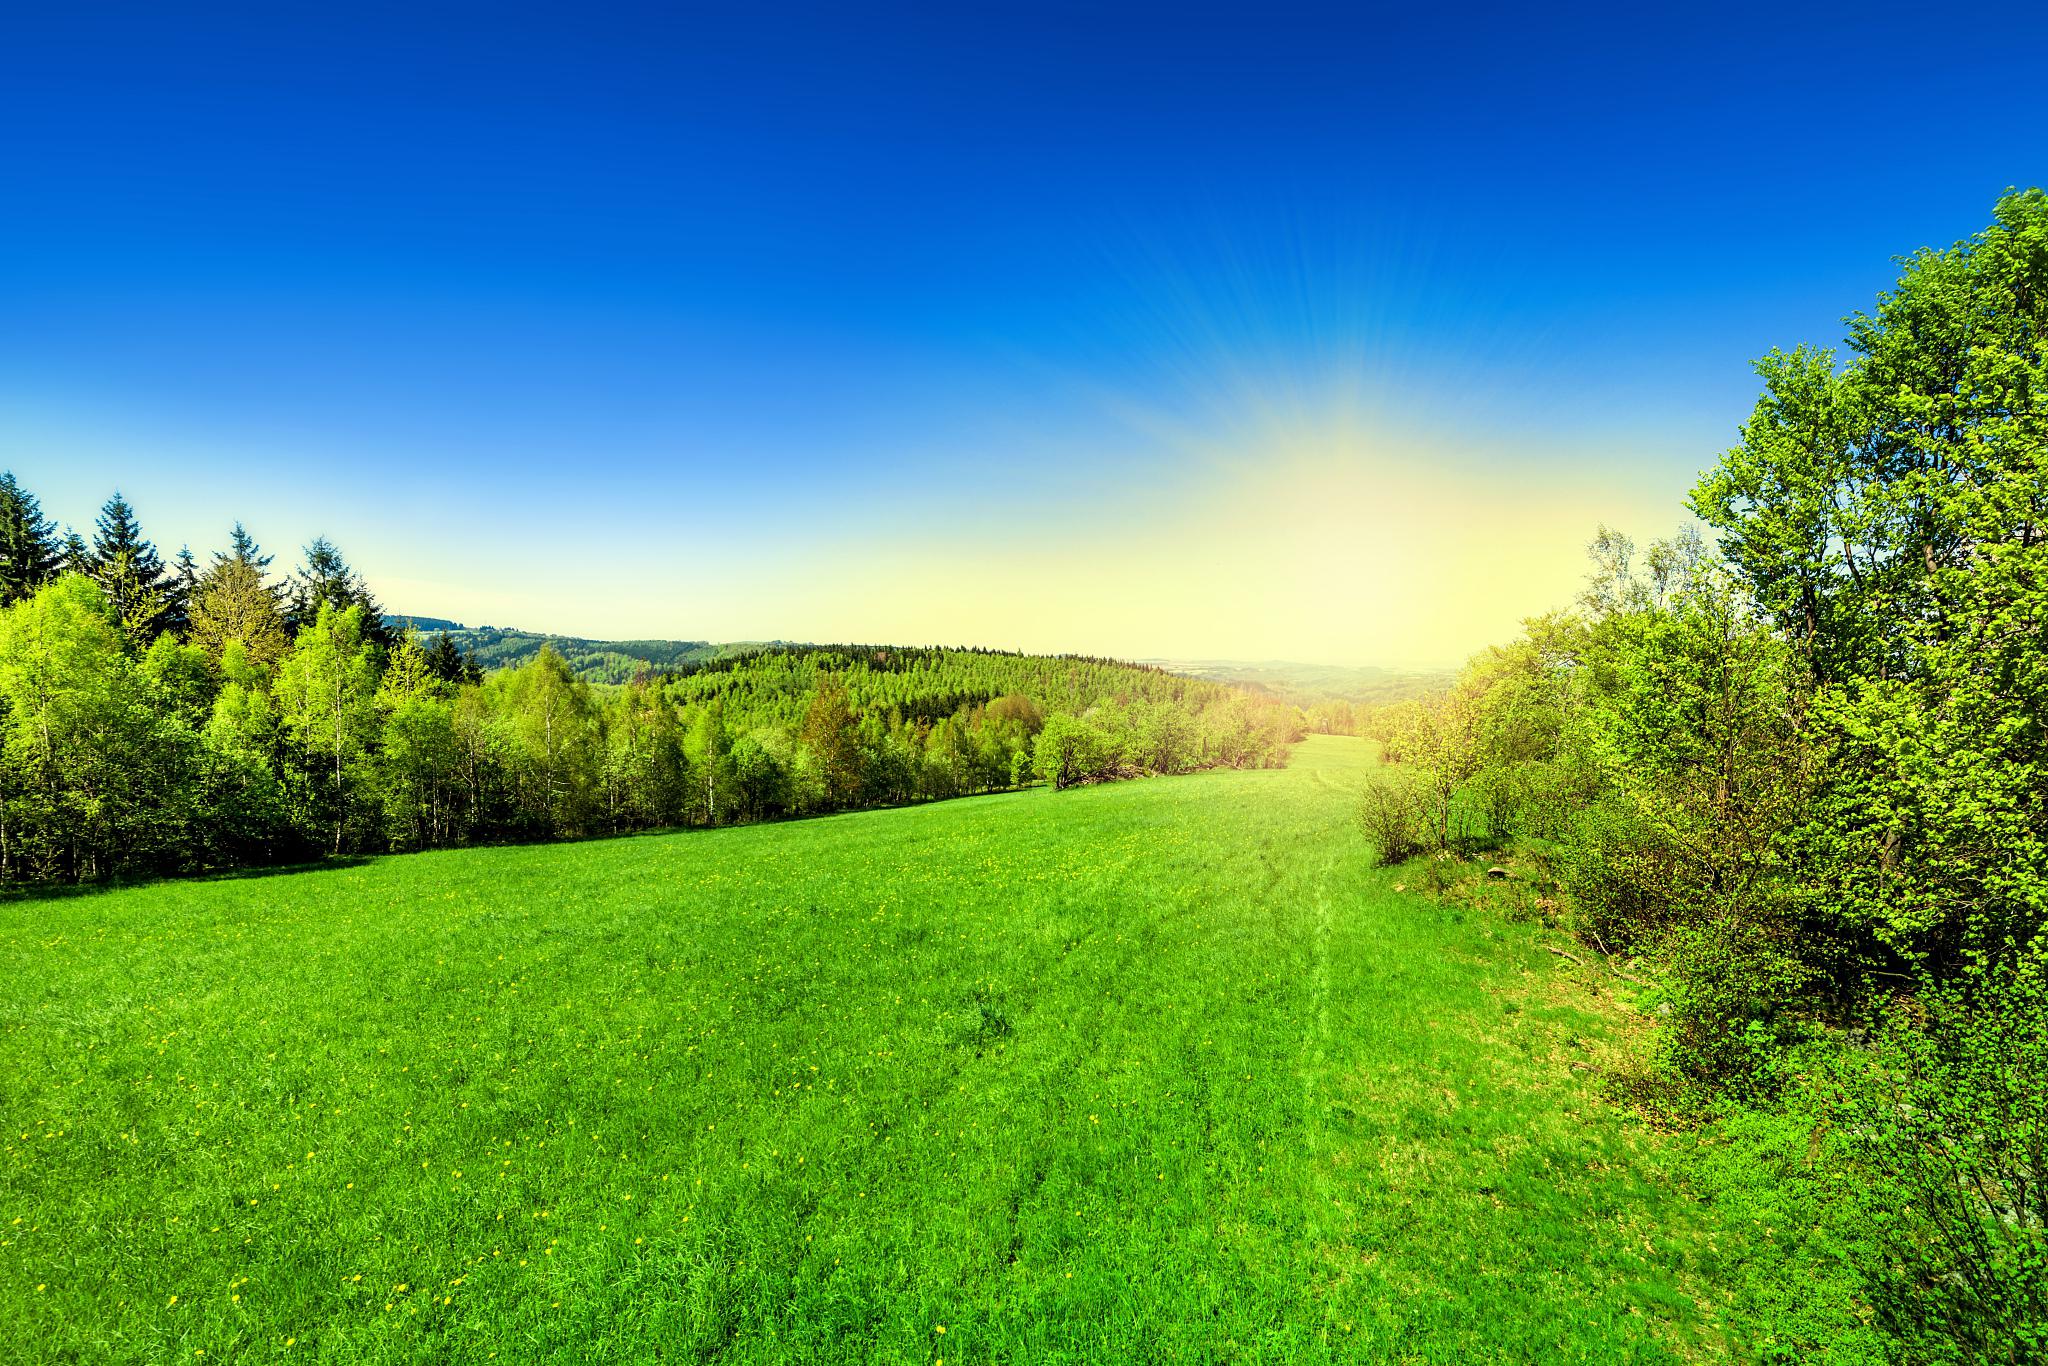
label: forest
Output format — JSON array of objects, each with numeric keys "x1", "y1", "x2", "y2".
[
  {"x1": 398, "y1": 624, "x2": 733, "y2": 684},
  {"x1": 0, "y1": 497, "x2": 1299, "y2": 885},
  {"x1": 1359, "y1": 188, "x2": 2048, "y2": 1360}
]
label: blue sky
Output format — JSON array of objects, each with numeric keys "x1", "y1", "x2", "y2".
[{"x1": 3, "y1": 2, "x2": 2043, "y2": 664}]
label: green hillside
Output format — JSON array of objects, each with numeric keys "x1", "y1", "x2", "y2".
[
  {"x1": 393, "y1": 623, "x2": 741, "y2": 684},
  {"x1": 1, "y1": 737, "x2": 1732, "y2": 1363}
]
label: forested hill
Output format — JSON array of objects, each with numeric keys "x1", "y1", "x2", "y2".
[
  {"x1": 0, "y1": 507, "x2": 1305, "y2": 885},
  {"x1": 668, "y1": 643, "x2": 1232, "y2": 728},
  {"x1": 384, "y1": 622, "x2": 1291, "y2": 709},
  {"x1": 385, "y1": 619, "x2": 744, "y2": 683}
]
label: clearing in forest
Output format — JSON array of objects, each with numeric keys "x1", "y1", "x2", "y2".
[{"x1": 2, "y1": 735, "x2": 1726, "y2": 1363}]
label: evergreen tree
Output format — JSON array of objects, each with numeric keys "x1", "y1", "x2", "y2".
[
  {"x1": 88, "y1": 493, "x2": 174, "y2": 642},
  {"x1": 189, "y1": 526, "x2": 289, "y2": 664},
  {"x1": 225, "y1": 523, "x2": 272, "y2": 573},
  {"x1": 165, "y1": 546, "x2": 199, "y2": 637},
  {"x1": 424, "y1": 633, "x2": 474, "y2": 686},
  {"x1": 288, "y1": 537, "x2": 392, "y2": 646},
  {"x1": 59, "y1": 529, "x2": 90, "y2": 576},
  {"x1": 0, "y1": 472, "x2": 58, "y2": 605}
]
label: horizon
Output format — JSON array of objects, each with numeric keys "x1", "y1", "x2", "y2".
[
  {"x1": 380, "y1": 617, "x2": 1460, "y2": 676},
  {"x1": 6, "y1": 3, "x2": 2045, "y2": 665}
]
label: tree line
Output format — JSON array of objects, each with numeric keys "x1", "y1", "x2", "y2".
[
  {"x1": 1358, "y1": 189, "x2": 2048, "y2": 1358},
  {"x1": 0, "y1": 483, "x2": 1298, "y2": 885}
]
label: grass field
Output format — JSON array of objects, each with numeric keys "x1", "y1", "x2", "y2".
[{"x1": 2, "y1": 736, "x2": 1730, "y2": 1363}]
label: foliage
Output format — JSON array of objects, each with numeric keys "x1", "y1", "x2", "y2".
[
  {"x1": 87, "y1": 492, "x2": 175, "y2": 642},
  {"x1": 0, "y1": 478, "x2": 1298, "y2": 884},
  {"x1": 1356, "y1": 763, "x2": 1426, "y2": 864},
  {"x1": 0, "y1": 472, "x2": 58, "y2": 607},
  {"x1": 1692, "y1": 188, "x2": 2048, "y2": 977},
  {"x1": 274, "y1": 603, "x2": 383, "y2": 855},
  {"x1": 1030, "y1": 712, "x2": 1122, "y2": 789},
  {"x1": 287, "y1": 536, "x2": 391, "y2": 646},
  {"x1": 187, "y1": 525, "x2": 289, "y2": 664},
  {"x1": 0, "y1": 574, "x2": 199, "y2": 880},
  {"x1": 1350, "y1": 190, "x2": 2048, "y2": 1358},
  {"x1": 1831, "y1": 953, "x2": 2048, "y2": 1361},
  {"x1": 410, "y1": 624, "x2": 724, "y2": 683}
]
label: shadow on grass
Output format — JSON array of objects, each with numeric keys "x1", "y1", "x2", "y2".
[
  {"x1": 0, "y1": 854, "x2": 379, "y2": 905},
  {"x1": 0, "y1": 782, "x2": 1062, "y2": 904}
]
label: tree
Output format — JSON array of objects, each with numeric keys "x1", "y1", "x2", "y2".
[
  {"x1": 1032, "y1": 713, "x2": 1116, "y2": 789},
  {"x1": 188, "y1": 526, "x2": 290, "y2": 664},
  {"x1": 1693, "y1": 188, "x2": 2048, "y2": 971},
  {"x1": 450, "y1": 687, "x2": 506, "y2": 839},
  {"x1": 288, "y1": 537, "x2": 392, "y2": 646},
  {"x1": 200, "y1": 639, "x2": 302, "y2": 866},
  {"x1": 164, "y1": 547, "x2": 198, "y2": 637},
  {"x1": 88, "y1": 493, "x2": 174, "y2": 642},
  {"x1": 599, "y1": 680, "x2": 688, "y2": 829},
  {"x1": 493, "y1": 645, "x2": 598, "y2": 835},
  {"x1": 274, "y1": 602, "x2": 383, "y2": 854},
  {"x1": 685, "y1": 702, "x2": 735, "y2": 824},
  {"x1": 729, "y1": 731, "x2": 788, "y2": 819},
  {"x1": 139, "y1": 631, "x2": 217, "y2": 730},
  {"x1": 0, "y1": 575, "x2": 199, "y2": 879},
  {"x1": 1133, "y1": 700, "x2": 1199, "y2": 774},
  {"x1": 799, "y1": 677, "x2": 863, "y2": 808},
  {"x1": 375, "y1": 634, "x2": 460, "y2": 849},
  {"x1": 424, "y1": 632, "x2": 479, "y2": 686},
  {"x1": 0, "y1": 472, "x2": 58, "y2": 606}
]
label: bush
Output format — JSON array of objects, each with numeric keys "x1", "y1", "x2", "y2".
[
  {"x1": 1653, "y1": 918, "x2": 1814, "y2": 1097},
  {"x1": 1031, "y1": 713, "x2": 1120, "y2": 789},
  {"x1": 1359, "y1": 769, "x2": 1427, "y2": 865},
  {"x1": 1552, "y1": 799, "x2": 1698, "y2": 952},
  {"x1": 1832, "y1": 953, "x2": 2048, "y2": 1362}
]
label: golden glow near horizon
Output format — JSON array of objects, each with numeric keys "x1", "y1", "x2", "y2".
[
  {"x1": 12, "y1": 360, "x2": 1684, "y2": 669},
  {"x1": 673, "y1": 392, "x2": 1678, "y2": 668}
]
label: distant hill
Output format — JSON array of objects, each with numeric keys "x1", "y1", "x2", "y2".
[
  {"x1": 386, "y1": 616, "x2": 756, "y2": 684},
  {"x1": 385, "y1": 617, "x2": 1450, "y2": 702},
  {"x1": 1144, "y1": 658, "x2": 1455, "y2": 708}
]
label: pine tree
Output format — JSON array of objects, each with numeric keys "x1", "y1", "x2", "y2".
[
  {"x1": 89, "y1": 493, "x2": 174, "y2": 641},
  {"x1": 189, "y1": 526, "x2": 289, "y2": 664},
  {"x1": 424, "y1": 632, "x2": 472, "y2": 685},
  {"x1": 59, "y1": 528, "x2": 90, "y2": 576},
  {"x1": 0, "y1": 472, "x2": 58, "y2": 605},
  {"x1": 165, "y1": 546, "x2": 200, "y2": 637},
  {"x1": 225, "y1": 523, "x2": 272, "y2": 572},
  {"x1": 288, "y1": 537, "x2": 392, "y2": 646}
]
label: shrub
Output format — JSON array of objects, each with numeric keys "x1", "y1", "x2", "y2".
[
  {"x1": 1031, "y1": 713, "x2": 1120, "y2": 789},
  {"x1": 1359, "y1": 769, "x2": 1427, "y2": 865},
  {"x1": 1833, "y1": 952, "x2": 2048, "y2": 1362},
  {"x1": 1552, "y1": 799, "x2": 1698, "y2": 952},
  {"x1": 1653, "y1": 918, "x2": 1814, "y2": 1097}
]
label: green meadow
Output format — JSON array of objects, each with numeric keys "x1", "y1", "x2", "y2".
[{"x1": 4, "y1": 737, "x2": 1728, "y2": 1363}]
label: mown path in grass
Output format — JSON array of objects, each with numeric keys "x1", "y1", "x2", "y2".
[{"x1": 1, "y1": 736, "x2": 1728, "y2": 1363}]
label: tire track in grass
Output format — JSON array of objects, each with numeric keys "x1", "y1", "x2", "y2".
[
  {"x1": 1300, "y1": 852, "x2": 1336, "y2": 1170},
  {"x1": 1298, "y1": 740, "x2": 1358, "y2": 1177}
]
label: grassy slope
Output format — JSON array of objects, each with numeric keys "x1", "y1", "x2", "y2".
[{"x1": 0, "y1": 737, "x2": 1727, "y2": 1363}]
